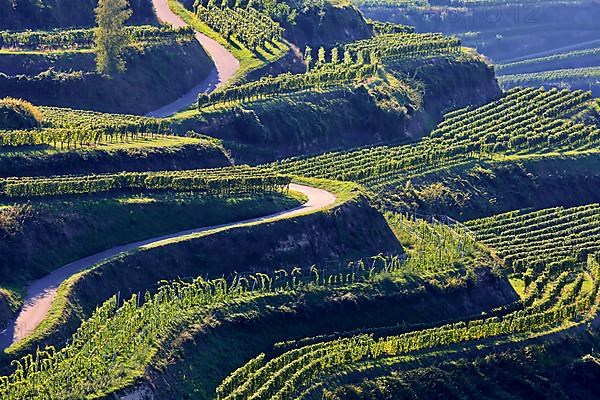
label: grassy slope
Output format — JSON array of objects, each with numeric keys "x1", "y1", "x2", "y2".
[
  {"x1": 170, "y1": 53, "x2": 500, "y2": 164},
  {"x1": 0, "y1": 191, "x2": 304, "y2": 329},
  {"x1": 0, "y1": 40, "x2": 214, "y2": 114},
  {"x1": 3, "y1": 178, "x2": 385, "y2": 358},
  {"x1": 0, "y1": 136, "x2": 232, "y2": 177},
  {"x1": 383, "y1": 151, "x2": 600, "y2": 220},
  {"x1": 0, "y1": 191, "x2": 305, "y2": 287},
  {"x1": 148, "y1": 268, "x2": 514, "y2": 400}
]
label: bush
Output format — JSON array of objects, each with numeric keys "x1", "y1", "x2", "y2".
[{"x1": 0, "y1": 97, "x2": 43, "y2": 130}]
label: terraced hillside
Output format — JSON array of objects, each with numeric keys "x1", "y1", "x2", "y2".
[
  {"x1": 177, "y1": 28, "x2": 499, "y2": 162},
  {"x1": 468, "y1": 204, "x2": 600, "y2": 270},
  {"x1": 270, "y1": 87, "x2": 599, "y2": 191},
  {"x1": 355, "y1": 0, "x2": 600, "y2": 94},
  {"x1": 0, "y1": 0, "x2": 598, "y2": 398},
  {"x1": 0, "y1": 103, "x2": 233, "y2": 177},
  {"x1": 0, "y1": 25, "x2": 214, "y2": 113}
]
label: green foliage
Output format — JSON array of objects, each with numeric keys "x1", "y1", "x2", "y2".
[
  {"x1": 0, "y1": 166, "x2": 291, "y2": 198},
  {"x1": 0, "y1": 106, "x2": 173, "y2": 149},
  {"x1": 0, "y1": 204, "x2": 32, "y2": 236},
  {"x1": 94, "y1": 0, "x2": 133, "y2": 75},
  {"x1": 496, "y1": 48, "x2": 600, "y2": 75},
  {"x1": 323, "y1": 333, "x2": 600, "y2": 399},
  {"x1": 0, "y1": 256, "x2": 406, "y2": 398},
  {"x1": 386, "y1": 213, "x2": 480, "y2": 275},
  {"x1": 467, "y1": 203, "x2": 600, "y2": 272},
  {"x1": 499, "y1": 67, "x2": 600, "y2": 91},
  {"x1": 218, "y1": 255, "x2": 600, "y2": 399},
  {"x1": 367, "y1": 20, "x2": 415, "y2": 35},
  {"x1": 344, "y1": 32, "x2": 461, "y2": 64},
  {"x1": 0, "y1": 25, "x2": 195, "y2": 51},
  {"x1": 198, "y1": 63, "x2": 379, "y2": 108},
  {"x1": 194, "y1": 0, "x2": 284, "y2": 50},
  {"x1": 198, "y1": 30, "x2": 460, "y2": 109},
  {"x1": 269, "y1": 87, "x2": 599, "y2": 191},
  {"x1": 351, "y1": 0, "x2": 428, "y2": 8},
  {"x1": 0, "y1": 98, "x2": 43, "y2": 130}
]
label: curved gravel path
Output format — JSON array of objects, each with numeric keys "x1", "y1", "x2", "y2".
[
  {"x1": 147, "y1": 0, "x2": 239, "y2": 117},
  {"x1": 0, "y1": 184, "x2": 335, "y2": 351}
]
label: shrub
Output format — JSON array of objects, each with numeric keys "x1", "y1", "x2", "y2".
[{"x1": 0, "y1": 98, "x2": 43, "y2": 130}]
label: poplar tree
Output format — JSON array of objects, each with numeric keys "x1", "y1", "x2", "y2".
[{"x1": 94, "y1": 0, "x2": 132, "y2": 76}]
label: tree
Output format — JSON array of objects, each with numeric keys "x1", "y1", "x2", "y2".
[
  {"x1": 317, "y1": 46, "x2": 326, "y2": 67},
  {"x1": 304, "y1": 46, "x2": 312, "y2": 72},
  {"x1": 331, "y1": 47, "x2": 339, "y2": 64},
  {"x1": 343, "y1": 48, "x2": 352, "y2": 64},
  {"x1": 94, "y1": 0, "x2": 132, "y2": 76}
]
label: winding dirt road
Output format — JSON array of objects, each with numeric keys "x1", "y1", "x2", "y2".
[
  {"x1": 147, "y1": 0, "x2": 240, "y2": 117},
  {"x1": 0, "y1": 184, "x2": 335, "y2": 351}
]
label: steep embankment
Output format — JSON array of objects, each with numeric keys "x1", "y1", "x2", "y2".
[
  {"x1": 0, "y1": 191, "x2": 303, "y2": 335},
  {"x1": 177, "y1": 53, "x2": 501, "y2": 164},
  {"x1": 0, "y1": 140, "x2": 231, "y2": 178},
  {"x1": 0, "y1": 40, "x2": 214, "y2": 114},
  {"x1": 0, "y1": 193, "x2": 304, "y2": 289},
  {"x1": 2, "y1": 183, "x2": 401, "y2": 358},
  {"x1": 397, "y1": 53, "x2": 502, "y2": 136},
  {"x1": 0, "y1": 184, "x2": 332, "y2": 352},
  {"x1": 140, "y1": 268, "x2": 516, "y2": 400},
  {"x1": 387, "y1": 154, "x2": 600, "y2": 221}
]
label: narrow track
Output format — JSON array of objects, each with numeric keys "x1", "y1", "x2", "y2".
[
  {"x1": 0, "y1": 184, "x2": 335, "y2": 351},
  {"x1": 147, "y1": 0, "x2": 239, "y2": 117}
]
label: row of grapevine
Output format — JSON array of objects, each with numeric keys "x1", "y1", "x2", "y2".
[
  {"x1": 496, "y1": 47, "x2": 600, "y2": 75},
  {"x1": 0, "y1": 107, "x2": 172, "y2": 149},
  {"x1": 386, "y1": 212, "x2": 477, "y2": 274},
  {"x1": 0, "y1": 255, "x2": 408, "y2": 399},
  {"x1": 0, "y1": 166, "x2": 291, "y2": 198},
  {"x1": 499, "y1": 67, "x2": 600, "y2": 88},
  {"x1": 217, "y1": 254, "x2": 600, "y2": 399},
  {"x1": 467, "y1": 203, "x2": 600, "y2": 271},
  {"x1": 367, "y1": 20, "x2": 416, "y2": 35},
  {"x1": 198, "y1": 62, "x2": 379, "y2": 108},
  {"x1": 344, "y1": 32, "x2": 461, "y2": 63},
  {"x1": 197, "y1": 30, "x2": 461, "y2": 109},
  {"x1": 194, "y1": 2, "x2": 283, "y2": 49},
  {"x1": 267, "y1": 87, "x2": 598, "y2": 191},
  {"x1": 0, "y1": 26, "x2": 195, "y2": 51},
  {"x1": 351, "y1": 0, "x2": 429, "y2": 8},
  {"x1": 0, "y1": 128, "x2": 167, "y2": 148},
  {"x1": 42, "y1": 107, "x2": 166, "y2": 134}
]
